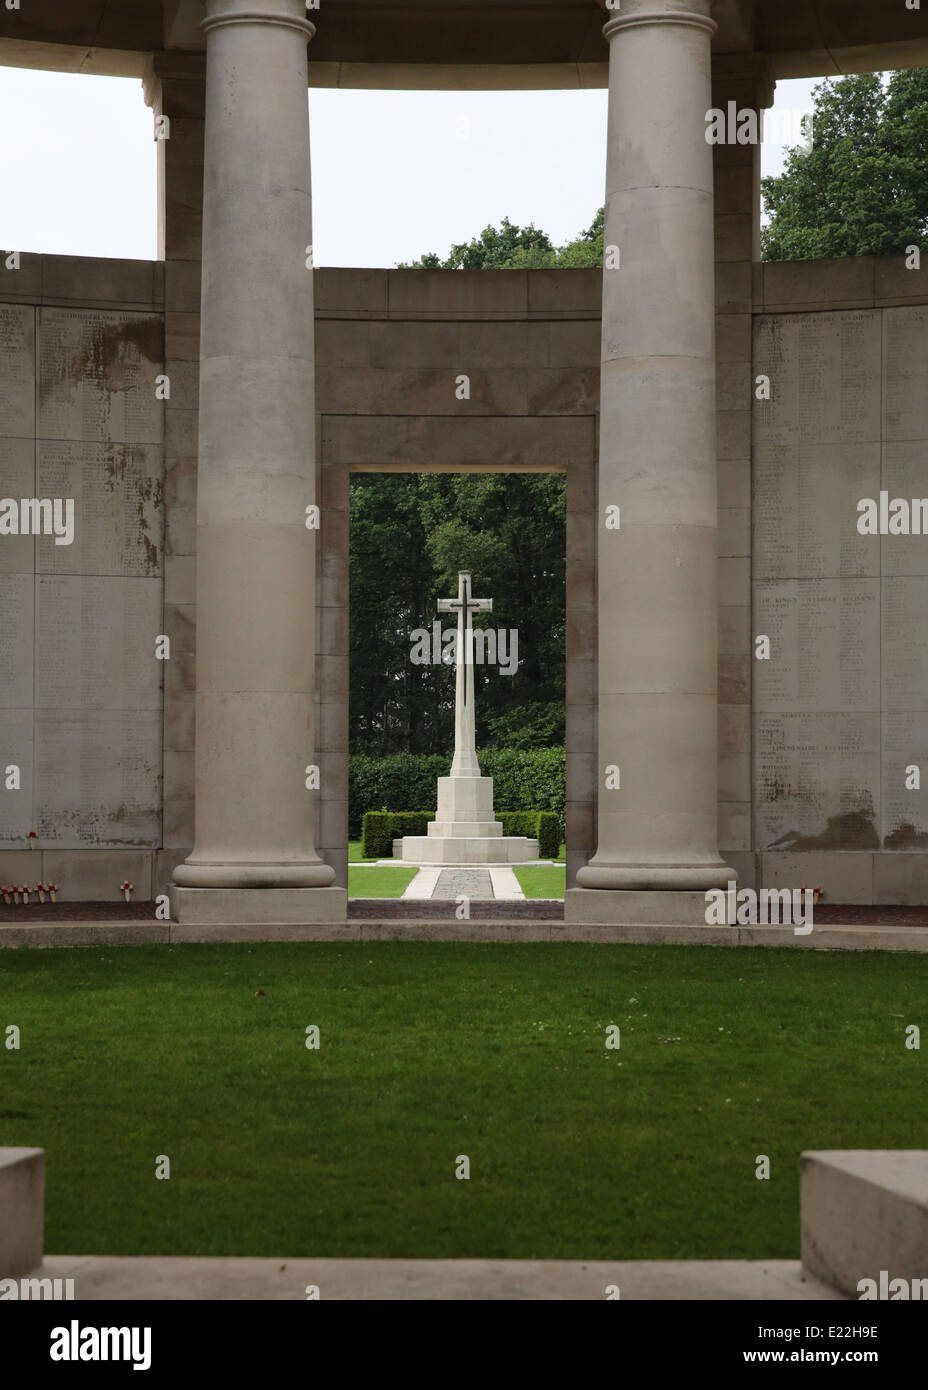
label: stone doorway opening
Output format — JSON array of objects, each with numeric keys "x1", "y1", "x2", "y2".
[{"x1": 340, "y1": 469, "x2": 571, "y2": 908}]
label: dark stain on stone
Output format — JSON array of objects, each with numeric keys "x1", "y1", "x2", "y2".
[
  {"x1": 103, "y1": 450, "x2": 127, "y2": 491},
  {"x1": 136, "y1": 473, "x2": 163, "y2": 575},
  {"x1": 102, "y1": 807, "x2": 157, "y2": 848},
  {"x1": 100, "y1": 448, "x2": 162, "y2": 574},
  {"x1": 92, "y1": 318, "x2": 162, "y2": 390},
  {"x1": 58, "y1": 317, "x2": 161, "y2": 390},
  {"x1": 761, "y1": 774, "x2": 795, "y2": 802},
  {"x1": 884, "y1": 822, "x2": 928, "y2": 850},
  {"x1": 769, "y1": 807, "x2": 880, "y2": 850},
  {"x1": 43, "y1": 315, "x2": 163, "y2": 446}
]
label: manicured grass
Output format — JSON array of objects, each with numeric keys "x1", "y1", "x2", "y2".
[
  {"x1": 1, "y1": 942, "x2": 924, "y2": 1261},
  {"x1": 514, "y1": 865, "x2": 566, "y2": 899},
  {"x1": 348, "y1": 865, "x2": 418, "y2": 897}
]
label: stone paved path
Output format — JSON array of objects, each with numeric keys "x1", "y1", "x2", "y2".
[
  {"x1": 31, "y1": 1255, "x2": 845, "y2": 1301},
  {"x1": 349, "y1": 899, "x2": 563, "y2": 920},
  {"x1": 431, "y1": 869, "x2": 494, "y2": 900}
]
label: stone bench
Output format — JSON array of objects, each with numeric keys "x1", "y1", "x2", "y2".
[
  {"x1": 0, "y1": 1148, "x2": 44, "y2": 1276},
  {"x1": 801, "y1": 1150, "x2": 928, "y2": 1297}
]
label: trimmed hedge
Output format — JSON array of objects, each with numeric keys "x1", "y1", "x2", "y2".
[
  {"x1": 350, "y1": 748, "x2": 565, "y2": 839},
  {"x1": 360, "y1": 809, "x2": 562, "y2": 860},
  {"x1": 362, "y1": 811, "x2": 434, "y2": 860},
  {"x1": 499, "y1": 811, "x2": 560, "y2": 858},
  {"x1": 535, "y1": 812, "x2": 560, "y2": 860},
  {"x1": 497, "y1": 812, "x2": 536, "y2": 838}
]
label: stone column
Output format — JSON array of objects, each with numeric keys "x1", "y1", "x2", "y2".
[
  {"x1": 567, "y1": 0, "x2": 734, "y2": 925},
  {"x1": 172, "y1": 0, "x2": 344, "y2": 925},
  {"x1": 712, "y1": 56, "x2": 774, "y2": 895},
  {"x1": 142, "y1": 52, "x2": 205, "y2": 899}
]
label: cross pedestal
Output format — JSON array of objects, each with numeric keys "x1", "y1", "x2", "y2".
[{"x1": 399, "y1": 572, "x2": 540, "y2": 866}]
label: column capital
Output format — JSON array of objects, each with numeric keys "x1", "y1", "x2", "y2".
[
  {"x1": 142, "y1": 50, "x2": 206, "y2": 109},
  {"x1": 711, "y1": 51, "x2": 776, "y2": 110},
  {"x1": 602, "y1": 0, "x2": 716, "y2": 42},
  {"x1": 201, "y1": 1, "x2": 315, "y2": 40}
]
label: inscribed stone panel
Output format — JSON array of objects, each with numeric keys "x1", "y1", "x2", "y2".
[
  {"x1": 37, "y1": 308, "x2": 163, "y2": 445},
  {"x1": 0, "y1": 573, "x2": 34, "y2": 708},
  {"x1": 0, "y1": 304, "x2": 35, "y2": 439},
  {"x1": 35, "y1": 575, "x2": 162, "y2": 712},
  {"x1": 881, "y1": 442, "x2": 928, "y2": 578},
  {"x1": 753, "y1": 578, "x2": 880, "y2": 713},
  {"x1": 36, "y1": 441, "x2": 163, "y2": 577},
  {"x1": 33, "y1": 710, "x2": 161, "y2": 848},
  {"x1": 755, "y1": 711, "x2": 881, "y2": 851},
  {"x1": 753, "y1": 443, "x2": 880, "y2": 580},
  {"x1": 884, "y1": 306, "x2": 928, "y2": 443},
  {"x1": 0, "y1": 711, "x2": 33, "y2": 844},
  {"x1": 0, "y1": 438, "x2": 36, "y2": 575},
  {"x1": 753, "y1": 311, "x2": 881, "y2": 448},
  {"x1": 883, "y1": 576, "x2": 928, "y2": 713},
  {"x1": 882, "y1": 712, "x2": 928, "y2": 850}
]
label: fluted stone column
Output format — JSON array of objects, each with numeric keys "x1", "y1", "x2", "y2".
[
  {"x1": 172, "y1": 0, "x2": 345, "y2": 925},
  {"x1": 566, "y1": 0, "x2": 734, "y2": 925}
]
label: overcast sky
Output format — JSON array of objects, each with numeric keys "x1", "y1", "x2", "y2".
[{"x1": 0, "y1": 67, "x2": 820, "y2": 265}]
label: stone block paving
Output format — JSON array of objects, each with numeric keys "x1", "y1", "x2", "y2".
[
  {"x1": 430, "y1": 869, "x2": 495, "y2": 900},
  {"x1": 349, "y1": 899, "x2": 564, "y2": 920}
]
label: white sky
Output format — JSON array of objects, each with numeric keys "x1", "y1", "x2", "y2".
[{"x1": 0, "y1": 67, "x2": 820, "y2": 265}]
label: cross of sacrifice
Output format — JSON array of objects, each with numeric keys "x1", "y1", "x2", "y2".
[
  {"x1": 438, "y1": 571, "x2": 492, "y2": 777},
  {"x1": 438, "y1": 571, "x2": 492, "y2": 704}
]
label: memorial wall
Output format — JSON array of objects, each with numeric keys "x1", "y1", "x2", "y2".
[
  {"x1": 0, "y1": 273, "x2": 165, "y2": 898},
  {"x1": 753, "y1": 300, "x2": 928, "y2": 903},
  {"x1": 1, "y1": 254, "x2": 926, "y2": 905}
]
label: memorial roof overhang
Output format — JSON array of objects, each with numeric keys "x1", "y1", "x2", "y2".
[{"x1": 1, "y1": 1, "x2": 927, "y2": 88}]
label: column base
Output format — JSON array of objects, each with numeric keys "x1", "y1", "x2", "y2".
[
  {"x1": 576, "y1": 860, "x2": 736, "y2": 891},
  {"x1": 565, "y1": 888, "x2": 732, "y2": 928},
  {"x1": 173, "y1": 861, "x2": 336, "y2": 888},
  {"x1": 170, "y1": 886, "x2": 347, "y2": 928}
]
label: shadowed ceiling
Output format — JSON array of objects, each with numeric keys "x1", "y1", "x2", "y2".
[{"x1": 0, "y1": 1, "x2": 926, "y2": 85}]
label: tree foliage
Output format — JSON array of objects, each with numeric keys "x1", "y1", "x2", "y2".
[
  {"x1": 398, "y1": 207, "x2": 605, "y2": 270},
  {"x1": 350, "y1": 473, "x2": 565, "y2": 755},
  {"x1": 762, "y1": 70, "x2": 928, "y2": 262},
  {"x1": 355, "y1": 205, "x2": 600, "y2": 757},
  {"x1": 349, "y1": 748, "x2": 566, "y2": 838}
]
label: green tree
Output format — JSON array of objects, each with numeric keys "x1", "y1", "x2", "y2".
[
  {"x1": 417, "y1": 472, "x2": 565, "y2": 745},
  {"x1": 398, "y1": 216, "x2": 556, "y2": 269},
  {"x1": 349, "y1": 474, "x2": 565, "y2": 755},
  {"x1": 762, "y1": 70, "x2": 928, "y2": 261},
  {"x1": 349, "y1": 474, "x2": 448, "y2": 754},
  {"x1": 556, "y1": 206, "x2": 604, "y2": 267},
  {"x1": 399, "y1": 207, "x2": 605, "y2": 270}
]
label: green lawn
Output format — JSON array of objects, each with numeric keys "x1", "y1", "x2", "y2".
[
  {"x1": 514, "y1": 865, "x2": 565, "y2": 899},
  {"x1": 348, "y1": 865, "x2": 418, "y2": 898},
  {"x1": 348, "y1": 841, "x2": 376, "y2": 863},
  {"x1": 0, "y1": 942, "x2": 924, "y2": 1261}
]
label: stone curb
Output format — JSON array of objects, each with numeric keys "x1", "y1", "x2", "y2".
[
  {"x1": 1, "y1": 921, "x2": 927, "y2": 949},
  {"x1": 22, "y1": 1255, "x2": 844, "y2": 1301}
]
